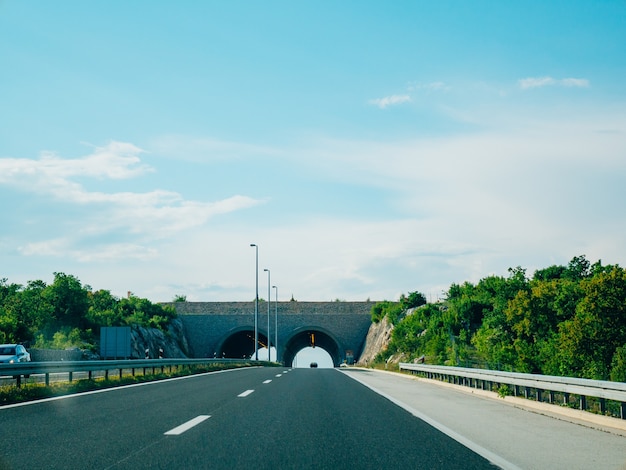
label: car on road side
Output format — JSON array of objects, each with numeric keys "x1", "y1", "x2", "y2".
[{"x1": 0, "y1": 344, "x2": 31, "y2": 364}]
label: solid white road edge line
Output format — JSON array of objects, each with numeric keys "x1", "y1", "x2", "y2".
[
  {"x1": 238, "y1": 389, "x2": 255, "y2": 397},
  {"x1": 340, "y1": 370, "x2": 522, "y2": 470},
  {"x1": 164, "y1": 415, "x2": 211, "y2": 436},
  {"x1": 0, "y1": 366, "x2": 257, "y2": 410}
]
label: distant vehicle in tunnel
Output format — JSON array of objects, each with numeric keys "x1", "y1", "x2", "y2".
[{"x1": 310, "y1": 362, "x2": 318, "y2": 368}]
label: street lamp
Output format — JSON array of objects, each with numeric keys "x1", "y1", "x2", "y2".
[
  {"x1": 263, "y1": 268, "x2": 271, "y2": 361},
  {"x1": 250, "y1": 244, "x2": 259, "y2": 361},
  {"x1": 272, "y1": 285, "x2": 278, "y2": 363}
]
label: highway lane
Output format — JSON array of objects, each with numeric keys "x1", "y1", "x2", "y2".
[{"x1": 0, "y1": 367, "x2": 497, "y2": 470}]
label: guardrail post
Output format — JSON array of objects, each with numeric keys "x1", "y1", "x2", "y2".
[
  {"x1": 119, "y1": 368, "x2": 123, "y2": 380},
  {"x1": 45, "y1": 373, "x2": 50, "y2": 386},
  {"x1": 600, "y1": 398, "x2": 606, "y2": 415},
  {"x1": 537, "y1": 389, "x2": 542, "y2": 402},
  {"x1": 16, "y1": 375, "x2": 21, "y2": 388},
  {"x1": 579, "y1": 395, "x2": 587, "y2": 411},
  {"x1": 563, "y1": 392, "x2": 570, "y2": 406},
  {"x1": 69, "y1": 372, "x2": 73, "y2": 383},
  {"x1": 548, "y1": 390, "x2": 554, "y2": 404},
  {"x1": 621, "y1": 402, "x2": 626, "y2": 420}
]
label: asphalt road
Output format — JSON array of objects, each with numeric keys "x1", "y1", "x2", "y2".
[
  {"x1": 344, "y1": 368, "x2": 626, "y2": 470},
  {"x1": 0, "y1": 367, "x2": 497, "y2": 470}
]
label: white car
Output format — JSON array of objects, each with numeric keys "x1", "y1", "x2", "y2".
[{"x1": 0, "y1": 344, "x2": 31, "y2": 363}]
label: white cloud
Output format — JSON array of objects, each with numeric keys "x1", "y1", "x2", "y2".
[
  {"x1": 18, "y1": 239, "x2": 158, "y2": 262},
  {"x1": 0, "y1": 142, "x2": 151, "y2": 184},
  {"x1": 406, "y1": 81, "x2": 450, "y2": 92},
  {"x1": 518, "y1": 76, "x2": 590, "y2": 89},
  {"x1": 97, "y1": 194, "x2": 262, "y2": 238},
  {"x1": 0, "y1": 141, "x2": 265, "y2": 258},
  {"x1": 150, "y1": 135, "x2": 281, "y2": 162},
  {"x1": 560, "y1": 78, "x2": 590, "y2": 88},
  {"x1": 0, "y1": 141, "x2": 152, "y2": 200},
  {"x1": 368, "y1": 94, "x2": 411, "y2": 109},
  {"x1": 4, "y1": 107, "x2": 625, "y2": 304},
  {"x1": 275, "y1": 105, "x2": 626, "y2": 292}
]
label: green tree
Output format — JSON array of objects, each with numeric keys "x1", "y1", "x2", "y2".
[
  {"x1": 86, "y1": 290, "x2": 123, "y2": 328},
  {"x1": 400, "y1": 291, "x2": 427, "y2": 309},
  {"x1": 370, "y1": 301, "x2": 403, "y2": 325},
  {"x1": 504, "y1": 279, "x2": 579, "y2": 373},
  {"x1": 533, "y1": 264, "x2": 567, "y2": 281},
  {"x1": 610, "y1": 344, "x2": 626, "y2": 382},
  {"x1": 44, "y1": 273, "x2": 90, "y2": 329},
  {"x1": 552, "y1": 266, "x2": 626, "y2": 379},
  {"x1": 470, "y1": 269, "x2": 528, "y2": 370},
  {"x1": 564, "y1": 255, "x2": 591, "y2": 281}
]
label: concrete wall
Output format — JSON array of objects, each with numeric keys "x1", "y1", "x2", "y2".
[
  {"x1": 164, "y1": 301, "x2": 374, "y2": 364},
  {"x1": 29, "y1": 348, "x2": 84, "y2": 362}
]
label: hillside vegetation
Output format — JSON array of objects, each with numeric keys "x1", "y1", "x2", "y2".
[
  {"x1": 0, "y1": 272, "x2": 176, "y2": 351},
  {"x1": 372, "y1": 256, "x2": 626, "y2": 382}
]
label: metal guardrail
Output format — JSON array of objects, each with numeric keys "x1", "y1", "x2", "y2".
[
  {"x1": 0, "y1": 358, "x2": 256, "y2": 387},
  {"x1": 400, "y1": 363, "x2": 626, "y2": 419}
]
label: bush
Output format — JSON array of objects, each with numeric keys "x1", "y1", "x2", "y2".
[{"x1": 610, "y1": 344, "x2": 626, "y2": 382}]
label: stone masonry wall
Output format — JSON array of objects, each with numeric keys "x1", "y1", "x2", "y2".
[{"x1": 162, "y1": 301, "x2": 374, "y2": 362}]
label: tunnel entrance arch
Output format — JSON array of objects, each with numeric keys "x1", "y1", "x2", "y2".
[
  {"x1": 216, "y1": 327, "x2": 270, "y2": 360},
  {"x1": 169, "y1": 301, "x2": 374, "y2": 364},
  {"x1": 281, "y1": 327, "x2": 343, "y2": 367}
]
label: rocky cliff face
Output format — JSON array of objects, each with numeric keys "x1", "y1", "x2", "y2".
[
  {"x1": 357, "y1": 315, "x2": 394, "y2": 365},
  {"x1": 130, "y1": 318, "x2": 190, "y2": 359},
  {"x1": 29, "y1": 319, "x2": 190, "y2": 361}
]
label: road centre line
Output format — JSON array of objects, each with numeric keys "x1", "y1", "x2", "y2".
[
  {"x1": 238, "y1": 389, "x2": 255, "y2": 397},
  {"x1": 164, "y1": 415, "x2": 211, "y2": 436}
]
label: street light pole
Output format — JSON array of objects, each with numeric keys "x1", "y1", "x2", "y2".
[
  {"x1": 272, "y1": 285, "x2": 278, "y2": 363},
  {"x1": 264, "y1": 268, "x2": 271, "y2": 361},
  {"x1": 250, "y1": 244, "x2": 259, "y2": 361}
]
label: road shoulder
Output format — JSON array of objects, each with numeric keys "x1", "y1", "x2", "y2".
[{"x1": 341, "y1": 368, "x2": 626, "y2": 470}]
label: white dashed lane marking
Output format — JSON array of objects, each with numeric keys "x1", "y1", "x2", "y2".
[
  {"x1": 263, "y1": 380, "x2": 272, "y2": 384},
  {"x1": 164, "y1": 415, "x2": 211, "y2": 436},
  {"x1": 238, "y1": 389, "x2": 255, "y2": 397}
]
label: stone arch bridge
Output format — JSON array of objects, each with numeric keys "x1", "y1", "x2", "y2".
[{"x1": 165, "y1": 301, "x2": 374, "y2": 366}]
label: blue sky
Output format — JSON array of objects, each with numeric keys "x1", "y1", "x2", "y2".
[{"x1": 1, "y1": 1, "x2": 625, "y2": 303}]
